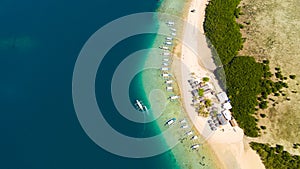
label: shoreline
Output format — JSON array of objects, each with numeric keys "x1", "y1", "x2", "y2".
[
  {"x1": 141, "y1": 0, "x2": 226, "y2": 168},
  {"x1": 174, "y1": 0, "x2": 266, "y2": 168},
  {"x1": 142, "y1": 0, "x2": 224, "y2": 169}
]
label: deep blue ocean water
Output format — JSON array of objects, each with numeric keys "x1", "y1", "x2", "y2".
[{"x1": 0, "y1": 0, "x2": 179, "y2": 168}]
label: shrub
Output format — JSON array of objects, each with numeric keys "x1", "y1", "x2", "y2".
[
  {"x1": 234, "y1": 7, "x2": 241, "y2": 18},
  {"x1": 290, "y1": 75, "x2": 296, "y2": 79},
  {"x1": 239, "y1": 23, "x2": 244, "y2": 29},
  {"x1": 275, "y1": 67, "x2": 281, "y2": 71},
  {"x1": 276, "y1": 144, "x2": 284, "y2": 153},
  {"x1": 263, "y1": 59, "x2": 270, "y2": 64},
  {"x1": 260, "y1": 114, "x2": 266, "y2": 118},
  {"x1": 260, "y1": 126, "x2": 267, "y2": 130},
  {"x1": 259, "y1": 101, "x2": 268, "y2": 109}
]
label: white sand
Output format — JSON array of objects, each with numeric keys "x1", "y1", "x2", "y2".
[{"x1": 175, "y1": 0, "x2": 266, "y2": 168}]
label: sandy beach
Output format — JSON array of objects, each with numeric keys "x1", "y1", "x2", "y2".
[{"x1": 173, "y1": 0, "x2": 266, "y2": 168}]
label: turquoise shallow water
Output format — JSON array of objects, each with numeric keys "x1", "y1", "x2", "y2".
[{"x1": 0, "y1": 0, "x2": 180, "y2": 168}]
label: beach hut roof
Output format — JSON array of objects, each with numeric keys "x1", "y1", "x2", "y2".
[
  {"x1": 222, "y1": 109, "x2": 232, "y2": 120},
  {"x1": 217, "y1": 114, "x2": 227, "y2": 125},
  {"x1": 217, "y1": 92, "x2": 229, "y2": 103},
  {"x1": 223, "y1": 102, "x2": 232, "y2": 110},
  {"x1": 191, "y1": 89, "x2": 198, "y2": 96}
]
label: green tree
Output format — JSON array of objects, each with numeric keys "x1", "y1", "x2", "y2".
[
  {"x1": 198, "y1": 88, "x2": 204, "y2": 97},
  {"x1": 276, "y1": 144, "x2": 284, "y2": 153},
  {"x1": 259, "y1": 101, "x2": 268, "y2": 109},
  {"x1": 202, "y1": 77, "x2": 210, "y2": 82},
  {"x1": 204, "y1": 99, "x2": 212, "y2": 107}
]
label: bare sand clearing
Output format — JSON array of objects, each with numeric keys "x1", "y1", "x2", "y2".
[
  {"x1": 238, "y1": 0, "x2": 300, "y2": 155},
  {"x1": 173, "y1": 0, "x2": 266, "y2": 168}
]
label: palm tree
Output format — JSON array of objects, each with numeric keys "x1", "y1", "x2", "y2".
[{"x1": 204, "y1": 99, "x2": 212, "y2": 107}]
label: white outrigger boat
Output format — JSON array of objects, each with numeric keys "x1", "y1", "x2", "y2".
[
  {"x1": 166, "y1": 37, "x2": 173, "y2": 41},
  {"x1": 162, "y1": 52, "x2": 170, "y2": 56},
  {"x1": 135, "y1": 100, "x2": 148, "y2": 112},
  {"x1": 162, "y1": 62, "x2": 169, "y2": 66},
  {"x1": 165, "y1": 118, "x2": 176, "y2": 126},
  {"x1": 165, "y1": 80, "x2": 173, "y2": 84},
  {"x1": 166, "y1": 86, "x2": 173, "y2": 91},
  {"x1": 170, "y1": 95, "x2": 180, "y2": 101},
  {"x1": 180, "y1": 124, "x2": 188, "y2": 129},
  {"x1": 170, "y1": 28, "x2": 176, "y2": 32},
  {"x1": 186, "y1": 131, "x2": 193, "y2": 136},
  {"x1": 166, "y1": 21, "x2": 175, "y2": 26},
  {"x1": 162, "y1": 73, "x2": 170, "y2": 78},
  {"x1": 180, "y1": 119, "x2": 186, "y2": 123},
  {"x1": 165, "y1": 41, "x2": 172, "y2": 45},
  {"x1": 191, "y1": 135, "x2": 198, "y2": 140},
  {"x1": 160, "y1": 46, "x2": 169, "y2": 50},
  {"x1": 191, "y1": 144, "x2": 200, "y2": 150},
  {"x1": 161, "y1": 67, "x2": 169, "y2": 71}
]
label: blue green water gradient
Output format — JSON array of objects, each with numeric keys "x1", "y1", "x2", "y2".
[{"x1": 0, "y1": 0, "x2": 180, "y2": 168}]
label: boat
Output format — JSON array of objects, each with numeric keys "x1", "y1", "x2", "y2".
[
  {"x1": 191, "y1": 144, "x2": 200, "y2": 150},
  {"x1": 166, "y1": 37, "x2": 173, "y2": 40},
  {"x1": 162, "y1": 73, "x2": 170, "y2": 78},
  {"x1": 186, "y1": 131, "x2": 193, "y2": 135},
  {"x1": 162, "y1": 62, "x2": 169, "y2": 66},
  {"x1": 166, "y1": 86, "x2": 173, "y2": 91},
  {"x1": 162, "y1": 46, "x2": 169, "y2": 50},
  {"x1": 161, "y1": 67, "x2": 169, "y2": 71},
  {"x1": 162, "y1": 52, "x2": 170, "y2": 56},
  {"x1": 165, "y1": 118, "x2": 176, "y2": 126},
  {"x1": 180, "y1": 125, "x2": 188, "y2": 129},
  {"x1": 170, "y1": 28, "x2": 176, "y2": 32},
  {"x1": 170, "y1": 95, "x2": 180, "y2": 101},
  {"x1": 191, "y1": 135, "x2": 198, "y2": 140},
  {"x1": 135, "y1": 100, "x2": 147, "y2": 112},
  {"x1": 163, "y1": 61, "x2": 169, "y2": 64},
  {"x1": 180, "y1": 119, "x2": 186, "y2": 123},
  {"x1": 165, "y1": 80, "x2": 173, "y2": 84},
  {"x1": 166, "y1": 21, "x2": 175, "y2": 26},
  {"x1": 165, "y1": 41, "x2": 172, "y2": 45}
]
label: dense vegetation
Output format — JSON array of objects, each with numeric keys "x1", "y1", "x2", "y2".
[
  {"x1": 204, "y1": 0, "x2": 243, "y2": 65},
  {"x1": 220, "y1": 57, "x2": 263, "y2": 136},
  {"x1": 203, "y1": 1, "x2": 298, "y2": 168},
  {"x1": 204, "y1": 0, "x2": 290, "y2": 137},
  {"x1": 250, "y1": 142, "x2": 300, "y2": 169}
]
